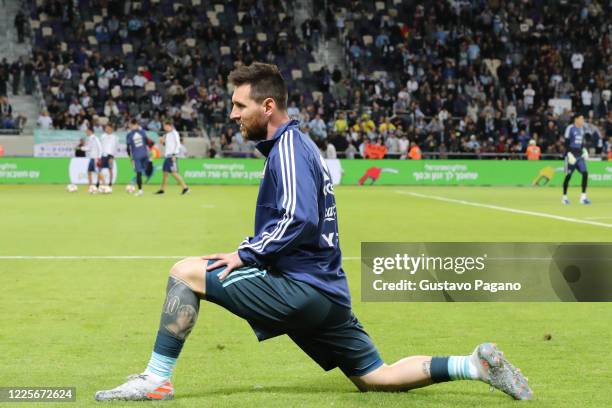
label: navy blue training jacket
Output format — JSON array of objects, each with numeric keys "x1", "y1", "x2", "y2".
[{"x1": 237, "y1": 120, "x2": 351, "y2": 308}]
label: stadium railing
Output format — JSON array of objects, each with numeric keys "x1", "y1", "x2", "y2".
[{"x1": 217, "y1": 149, "x2": 582, "y2": 161}]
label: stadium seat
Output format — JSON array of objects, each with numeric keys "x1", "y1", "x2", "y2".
[{"x1": 308, "y1": 63, "x2": 323, "y2": 73}]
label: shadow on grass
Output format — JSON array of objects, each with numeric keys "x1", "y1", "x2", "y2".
[{"x1": 178, "y1": 381, "x2": 505, "y2": 402}]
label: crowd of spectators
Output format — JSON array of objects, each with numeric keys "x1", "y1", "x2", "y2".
[
  {"x1": 27, "y1": 0, "x2": 320, "y2": 140},
  {"x1": 23, "y1": 0, "x2": 612, "y2": 159},
  {"x1": 0, "y1": 58, "x2": 30, "y2": 132},
  {"x1": 319, "y1": 0, "x2": 611, "y2": 158}
]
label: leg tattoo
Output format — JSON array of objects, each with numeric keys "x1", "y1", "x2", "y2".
[{"x1": 160, "y1": 276, "x2": 200, "y2": 340}]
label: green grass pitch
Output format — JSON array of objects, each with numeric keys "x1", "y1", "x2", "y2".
[{"x1": 1, "y1": 185, "x2": 611, "y2": 407}]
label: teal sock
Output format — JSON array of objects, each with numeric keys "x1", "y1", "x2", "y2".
[
  {"x1": 144, "y1": 351, "x2": 177, "y2": 380},
  {"x1": 448, "y1": 356, "x2": 479, "y2": 380}
]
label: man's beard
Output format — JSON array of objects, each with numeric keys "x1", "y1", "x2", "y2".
[{"x1": 241, "y1": 120, "x2": 267, "y2": 141}]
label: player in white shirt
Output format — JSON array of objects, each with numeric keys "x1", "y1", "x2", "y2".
[
  {"x1": 156, "y1": 121, "x2": 189, "y2": 195},
  {"x1": 83, "y1": 128, "x2": 105, "y2": 193},
  {"x1": 100, "y1": 124, "x2": 118, "y2": 191}
]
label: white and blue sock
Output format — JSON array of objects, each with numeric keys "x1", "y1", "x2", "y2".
[
  {"x1": 145, "y1": 351, "x2": 177, "y2": 382},
  {"x1": 448, "y1": 356, "x2": 479, "y2": 380},
  {"x1": 430, "y1": 356, "x2": 479, "y2": 383}
]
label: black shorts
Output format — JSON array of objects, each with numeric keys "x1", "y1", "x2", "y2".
[
  {"x1": 204, "y1": 261, "x2": 383, "y2": 377},
  {"x1": 87, "y1": 158, "x2": 99, "y2": 172},
  {"x1": 101, "y1": 155, "x2": 114, "y2": 168},
  {"x1": 163, "y1": 157, "x2": 177, "y2": 173}
]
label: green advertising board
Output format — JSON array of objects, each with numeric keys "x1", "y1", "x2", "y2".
[
  {"x1": 0, "y1": 158, "x2": 265, "y2": 185},
  {"x1": 339, "y1": 160, "x2": 612, "y2": 187},
  {"x1": 1, "y1": 158, "x2": 611, "y2": 186}
]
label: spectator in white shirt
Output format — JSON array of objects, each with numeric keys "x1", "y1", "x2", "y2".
[
  {"x1": 581, "y1": 88, "x2": 593, "y2": 108},
  {"x1": 98, "y1": 75, "x2": 110, "y2": 90},
  {"x1": 133, "y1": 71, "x2": 148, "y2": 88},
  {"x1": 571, "y1": 52, "x2": 584, "y2": 70},
  {"x1": 151, "y1": 92, "x2": 163, "y2": 111},
  {"x1": 523, "y1": 84, "x2": 535, "y2": 108},
  {"x1": 81, "y1": 93, "x2": 92, "y2": 108},
  {"x1": 308, "y1": 113, "x2": 327, "y2": 139},
  {"x1": 104, "y1": 100, "x2": 119, "y2": 118},
  {"x1": 68, "y1": 99, "x2": 82, "y2": 116},
  {"x1": 37, "y1": 110, "x2": 53, "y2": 129}
]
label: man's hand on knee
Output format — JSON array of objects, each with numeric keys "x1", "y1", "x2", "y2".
[{"x1": 202, "y1": 252, "x2": 244, "y2": 280}]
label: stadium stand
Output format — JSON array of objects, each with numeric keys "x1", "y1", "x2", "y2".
[
  {"x1": 325, "y1": 0, "x2": 611, "y2": 158},
  {"x1": 7, "y1": 0, "x2": 612, "y2": 159},
  {"x1": 27, "y1": 2, "x2": 317, "y2": 136}
]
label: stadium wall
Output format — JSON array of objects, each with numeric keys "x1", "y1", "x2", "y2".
[
  {"x1": 1, "y1": 158, "x2": 611, "y2": 186},
  {"x1": 0, "y1": 136, "x2": 35, "y2": 156}
]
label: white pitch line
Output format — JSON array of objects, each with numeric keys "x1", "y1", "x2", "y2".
[
  {"x1": 0, "y1": 255, "x2": 361, "y2": 260},
  {"x1": 396, "y1": 190, "x2": 612, "y2": 229}
]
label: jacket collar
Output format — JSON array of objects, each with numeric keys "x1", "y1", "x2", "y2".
[{"x1": 255, "y1": 120, "x2": 299, "y2": 157}]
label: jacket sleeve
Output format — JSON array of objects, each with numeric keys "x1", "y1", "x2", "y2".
[{"x1": 238, "y1": 134, "x2": 319, "y2": 267}]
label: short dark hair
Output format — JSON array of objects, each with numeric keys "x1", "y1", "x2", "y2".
[
  {"x1": 228, "y1": 62, "x2": 288, "y2": 110},
  {"x1": 163, "y1": 119, "x2": 174, "y2": 126},
  {"x1": 129, "y1": 118, "x2": 139, "y2": 125}
]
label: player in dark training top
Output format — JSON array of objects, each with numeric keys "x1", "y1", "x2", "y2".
[
  {"x1": 126, "y1": 118, "x2": 151, "y2": 196},
  {"x1": 562, "y1": 113, "x2": 591, "y2": 205},
  {"x1": 95, "y1": 63, "x2": 533, "y2": 402}
]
